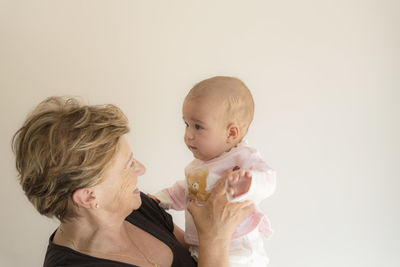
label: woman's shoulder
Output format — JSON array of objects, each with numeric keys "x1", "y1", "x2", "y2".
[
  {"x1": 126, "y1": 192, "x2": 174, "y2": 233},
  {"x1": 126, "y1": 193, "x2": 197, "y2": 267}
]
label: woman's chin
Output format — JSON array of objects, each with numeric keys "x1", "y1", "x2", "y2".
[
  {"x1": 133, "y1": 188, "x2": 140, "y2": 195},
  {"x1": 131, "y1": 193, "x2": 142, "y2": 210}
]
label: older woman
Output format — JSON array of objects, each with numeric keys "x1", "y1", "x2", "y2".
[{"x1": 12, "y1": 97, "x2": 253, "y2": 267}]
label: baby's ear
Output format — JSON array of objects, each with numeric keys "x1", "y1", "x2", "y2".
[{"x1": 226, "y1": 123, "x2": 239, "y2": 143}]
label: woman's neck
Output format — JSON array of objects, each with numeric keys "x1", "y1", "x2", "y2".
[{"x1": 56, "y1": 216, "x2": 131, "y2": 254}]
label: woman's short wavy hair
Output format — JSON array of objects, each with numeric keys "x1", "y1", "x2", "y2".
[{"x1": 12, "y1": 96, "x2": 129, "y2": 222}]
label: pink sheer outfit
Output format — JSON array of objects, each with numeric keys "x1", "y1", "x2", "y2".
[{"x1": 156, "y1": 140, "x2": 276, "y2": 246}]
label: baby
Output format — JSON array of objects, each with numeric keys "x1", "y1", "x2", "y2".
[{"x1": 153, "y1": 76, "x2": 276, "y2": 267}]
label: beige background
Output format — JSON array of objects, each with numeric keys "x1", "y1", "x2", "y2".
[{"x1": 1, "y1": 1, "x2": 399, "y2": 266}]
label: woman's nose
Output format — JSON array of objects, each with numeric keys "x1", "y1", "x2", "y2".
[{"x1": 135, "y1": 160, "x2": 146, "y2": 176}]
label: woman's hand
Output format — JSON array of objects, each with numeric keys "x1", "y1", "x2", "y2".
[{"x1": 187, "y1": 169, "x2": 254, "y2": 267}]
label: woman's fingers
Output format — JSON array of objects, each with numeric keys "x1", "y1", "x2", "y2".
[
  {"x1": 208, "y1": 175, "x2": 228, "y2": 200},
  {"x1": 186, "y1": 200, "x2": 199, "y2": 218},
  {"x1": 228, "y1": 200, "x2": 254, "y2": 221},
  {"x1": 188, "y1": 166, "x2": 255, "y2": 242},
  {"x1": 227, "y1": 187, "x2": 234, "y2": 195},
  {"x1": 210, "y1": 166, "x2": 241, "y2": 199}
]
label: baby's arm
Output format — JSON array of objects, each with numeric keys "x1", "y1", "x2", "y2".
[
  {"x1": 226, "y1": 153, "x2": 276, "y2": 204},
  {"x1": 153, "y1": 180, "x2": 186, "y2": 210}
]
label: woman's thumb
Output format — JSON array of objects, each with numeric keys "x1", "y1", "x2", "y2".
[{"x1": 187, "y1": 199, "x2": 197, "y2": 217}]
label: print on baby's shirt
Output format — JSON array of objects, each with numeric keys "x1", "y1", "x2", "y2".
[{"x1": 186, "y1": 169, "x2": 219, "y2": 203}]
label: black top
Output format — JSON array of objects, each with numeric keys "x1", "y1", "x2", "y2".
[{"x1": 43, "y1": 192, "x2": 197, "y2": 267}]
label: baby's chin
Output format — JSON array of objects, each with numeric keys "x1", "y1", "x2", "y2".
[
  {"x1": 193, "y1": 152, "x2": 220, "y2": 161},
  {"x1": 192, "y1": 152, "x2": 208, "y2": 161}
]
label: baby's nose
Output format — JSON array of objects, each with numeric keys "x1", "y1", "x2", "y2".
[{"x1": 185, "y1": 129, "x2": 194, "y2": 139}]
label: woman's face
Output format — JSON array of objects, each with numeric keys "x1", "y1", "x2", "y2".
[{"x1": 95, "y1": 136, "x2": 146, "y2": 215}]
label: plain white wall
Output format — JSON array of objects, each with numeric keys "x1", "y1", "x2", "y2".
[{"x1": 1, "y1": 1, "x2": 399, "y2": 266}]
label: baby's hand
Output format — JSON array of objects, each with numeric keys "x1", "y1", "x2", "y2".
[
  {"x1": 146, "y1": 193, "x2": 160, "y2": 203},
  {"x1": 226, "y1": 169, "x2": 252, "y2": 199}
]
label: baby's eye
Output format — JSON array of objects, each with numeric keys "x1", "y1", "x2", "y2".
[
  {"x1": 184, "y1": 121, "x2": 189, "y2": 128},
  {"x1": 195, "y1": 124, "x2": 203, "y2": 130}
]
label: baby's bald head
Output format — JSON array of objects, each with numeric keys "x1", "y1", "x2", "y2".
[{"x1": 185, "y1": 76, "x2": 254, "y2": 135}]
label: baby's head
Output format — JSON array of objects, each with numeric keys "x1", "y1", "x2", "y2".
[{"x1": 183, "y1": 76, "x2": 254, "y2": 161}]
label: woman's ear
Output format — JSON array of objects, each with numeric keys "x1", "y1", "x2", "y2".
[
  {"x1": 226, "y1": 124, "x2": 239, "y2": 143},
  {"x1": 72, "y1": 188, "x2": 98, "y2": 209}
]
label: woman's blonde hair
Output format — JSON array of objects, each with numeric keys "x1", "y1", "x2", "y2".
[{"x1": 12, "y1": 97, "x2": 129, "y2": 222}]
